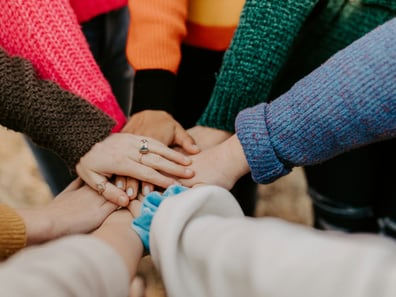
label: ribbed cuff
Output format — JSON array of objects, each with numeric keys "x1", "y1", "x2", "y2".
[{"x1": 0, "y1": 204, "x2": 27, "y2": 260}]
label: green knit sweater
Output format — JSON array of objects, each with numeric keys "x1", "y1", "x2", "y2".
[{"x1": 197, "y1": 0, "x2": 396, "y2": 132}]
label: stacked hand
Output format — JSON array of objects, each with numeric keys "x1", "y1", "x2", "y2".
[{"x1": 76, "y1": 133, "x2": 194, "y2": 206}]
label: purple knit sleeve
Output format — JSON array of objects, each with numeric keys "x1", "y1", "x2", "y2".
[{"x1": 236, "y1": 18, "x2": 396, "y2": 184}]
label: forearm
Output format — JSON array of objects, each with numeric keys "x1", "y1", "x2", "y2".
[
  {"x1": 93, "y1": 221, "x2": 143, "y2": 279},
  {"x1": 197, "y1": 0, "x2": 318, "y2": 132},
  {"x1": 236, "y1": 18, "x2": 396, "y2": 184},
  {"x1": 127, "y1": 0, "x2": 188, "y2": 114},
  {"x1": 0, "y1": 48, "x2": 115, "y2": 170},
  {"x1": 0, "y1": 0, "x2": 126, "y2": 130},
  {"x1": 127, "y1": 0, "x2": 188, "y2": 73},
  {"x1": 151, "y1": 186, "x2": 396, "y2": 297},
  {"x1": 0, "y1": 236, "x2": 130, "y2": 297}
]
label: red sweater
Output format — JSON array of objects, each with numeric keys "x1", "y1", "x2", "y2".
[{"x1": 70, "y1": 0, "x2": 127, "y2": 23}]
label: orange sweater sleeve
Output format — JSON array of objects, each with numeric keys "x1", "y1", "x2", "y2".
[
  {"x1": 0, "y1": 204, "x2": 26, "y2": 260},
  {"x1": 126, "y1": 0, "x2": 188, "y2": 73}
]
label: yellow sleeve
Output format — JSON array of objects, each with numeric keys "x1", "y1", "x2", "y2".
[{"x1": 0, "y1": 204, "x2": 26, "y2": 260}]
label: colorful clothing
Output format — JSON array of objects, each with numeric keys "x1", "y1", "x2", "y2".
[
  {"x1": 198, "y1": 0, "x2": 396, "y2": 132},
  {"x1": 128, "y1": 0, "x2": 245, "y2": 119},
  {"x1": 151, "y1": 185, "x2": 396, "y2": 297},
  {"x1": 0, "y1": 0, "x2": 127, "y2": 131},
  {"x1": 235, "y1": 18, "x2": 396, "y2": 184},
  {"x1": 0, "y1": 47, "x2": 114, "y2": 171}
]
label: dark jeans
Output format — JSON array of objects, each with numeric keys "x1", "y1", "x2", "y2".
[{"x1": 27, "y1": 6, "x2": 133, "y2": 196}]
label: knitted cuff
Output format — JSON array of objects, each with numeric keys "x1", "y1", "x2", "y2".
[
  {"x1": 236, "y1": 103, "x2": 291, "y2": 184},
  {"x1": 131, "y1": 70, "x2": 177, "y2": 115},
  {"x1": 131, "y1": 185, "x2": 187, "y2": 252},
  {"x1": 0, "y1": 204, "x2": 27, "y2": 260}
]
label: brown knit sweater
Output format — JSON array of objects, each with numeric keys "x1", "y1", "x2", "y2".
[
  {"x1": 0, "y1": 204, "x2": 26, "y2": 260},
  {"x1": 0, "y1": 47, "x2": 115, "y2": 172}
]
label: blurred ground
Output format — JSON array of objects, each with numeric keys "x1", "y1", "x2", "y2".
[{"x1": 0, "y1": 125, "x2": 313, "y2": 296}]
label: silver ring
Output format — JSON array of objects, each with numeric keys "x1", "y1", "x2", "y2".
[
  {"x1": 139, "y1": 139, "x2": 149, "y2": 154},
  {"x1": 96, "y1": 181, "x2": 107, "y2": 195}
]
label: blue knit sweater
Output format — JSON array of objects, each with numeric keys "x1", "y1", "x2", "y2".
[{"x1": 236, "y1": 18, "x2": 396, "y2": 184}]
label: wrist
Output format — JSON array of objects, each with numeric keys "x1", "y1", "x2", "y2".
[
  {"x1": 15, "y1": 207, "x2": 54, "y2": 245},
  {"x1": 221, "y1": 135, "x2": 250, "y2": 183},
  {"x1": 93, "y1": 214, "x2": 144, "y2": 279}
]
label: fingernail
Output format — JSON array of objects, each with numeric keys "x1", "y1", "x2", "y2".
[
  {"x1": 185, "y1": 168, "x2": 193, "y2": 175},
  {"x1": 116, "y1": 181, "x2": 124, "y2": 189},
  {"x1": 184, "y1": 156, "x2": 192, "y2": 163},
  {"x1": 120, "y1": 195, "x2": 129, "y2": 206},
  {"x1": 127, "y1": 187, "x2": 134, "y2": 197},
  {"x1": 143, "y1": 186, "x2": 151, "y2": 196}
]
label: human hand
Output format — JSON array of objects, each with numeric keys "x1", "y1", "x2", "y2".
[
  {"x1": 122, "y1": 110, "x2": 200, "y2": 154},
  {"x1": 187, "y1": 126, "x2": 232, "y2": 150},
  {"x1": 178, "y1": 135, "x2": 250, "y2": 189},
  {"x1": 117, "y1": 110, "x2": 199, "y2": 200},
  {"x1": 16, "y1": 178, "x2": 118, "y2": 245},
  {"x1": 93, "y1": 209, "x2": 144, "y2": 282},
  {"x1": 76, "y1": 133, "x2": 194, "y2": 207}
]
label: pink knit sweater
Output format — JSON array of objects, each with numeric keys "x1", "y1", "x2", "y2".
[
  {"x1": 0, "y1": 0, "x2": 127, "y2": 131},
  {"x1": 71, "y1": 0, "x2": 127, "y2": 23}
]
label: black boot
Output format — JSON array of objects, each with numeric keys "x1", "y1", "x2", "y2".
[{"x1": 310, "y1": 188, "x2": 380, "y2": 233}]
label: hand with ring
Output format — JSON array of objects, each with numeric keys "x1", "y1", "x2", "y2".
[
  {"x1": 118, "y1": 110, "x2": 201, "y2": 198},
  {"x1": 75, "y1": 133, "x2": 195, "y2": 206}
]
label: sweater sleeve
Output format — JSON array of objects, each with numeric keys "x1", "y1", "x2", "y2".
[
  {"x1": 0, "y1": 236, "x2": 130, "y2": 297},
  {"x1": 127, "y1": 0, "x2": 188, "y2": 114},
  {"x1": 0, "y1": 204, "x2": 26, "y2": 260},
  {"x1": 236, "y1": 18, "x2": 396, "y2": 184},
  {"x1": 0, "y1": 0, "x2": 126, "y2": 131},
  {"x1": 151, "y1": 185, "x2": 396, "y2": 297},
  {"x1": 197, "y1": 0, "x2": 319, "y2": 132},
  {"x1": 0, "y1": 47, "x2": 115, "y2": 171}
]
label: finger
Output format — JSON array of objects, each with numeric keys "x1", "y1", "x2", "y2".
[
  {"x1": 125, "y1": 177, "x2": 139, "y2": 200},
  {"x1": 129, "y1": 276, "x2": 146, "y2": 297},
  {"x1": 139, "y1": 138, "x2": 192, "y2": 166},
  {"x1": 174, "y1": 124, "x2": 200, "y2": 154},
  {"x1": 136, "y1": 152, "x2": 194, "y2": 179},
  {"x1": 128, "y1": 199, "x2": 142, "y2": 217},
  {"x1": 140, "y1": 181, "x2": 154, "y2": 196},
  {"x1": 81, "y1": 170, "x2": 129, "y2": 207},
  {"x1": 114, "y1": 176, "x2": 127, "y2": 191}
]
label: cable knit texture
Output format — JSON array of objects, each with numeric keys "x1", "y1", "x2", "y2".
[
  {"x1": 0, "y1": 48, "x2": 115, "y2": 171},
  {"x1": 198, "y1": 0, "x2": 395, "y2": 132},
  {"x1": 0, "y1": 0, "x2": 126, "y2": 131},
  {"x1": 0, "y1": 204, "x2": 26, "y2": 260},
  {"x1": 236, "y1": 19, "x2": 396, "y2": 183}
]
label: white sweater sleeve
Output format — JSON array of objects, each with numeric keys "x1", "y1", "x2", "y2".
[
  {"x1": 150, "y1": 185, "x2": 396, "y2": 297},
  {"x1": 0, "y1": 235, "x2": 130, "y2": 297}
]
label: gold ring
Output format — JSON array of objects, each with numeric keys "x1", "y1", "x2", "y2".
[
  {"x1": 139, "y1": 139, "x2": 149, "y2": 154},
  {"x1": 96, "y1": 181, "x2": 107, "y2": 195}
]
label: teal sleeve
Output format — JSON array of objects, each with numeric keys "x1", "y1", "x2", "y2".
[
  {"x1": 197, "y1": 0, "x2": 318, "y2": 132},
  {"x1": 131, "y1": 185, "x2": 187, "y2": 252}
]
